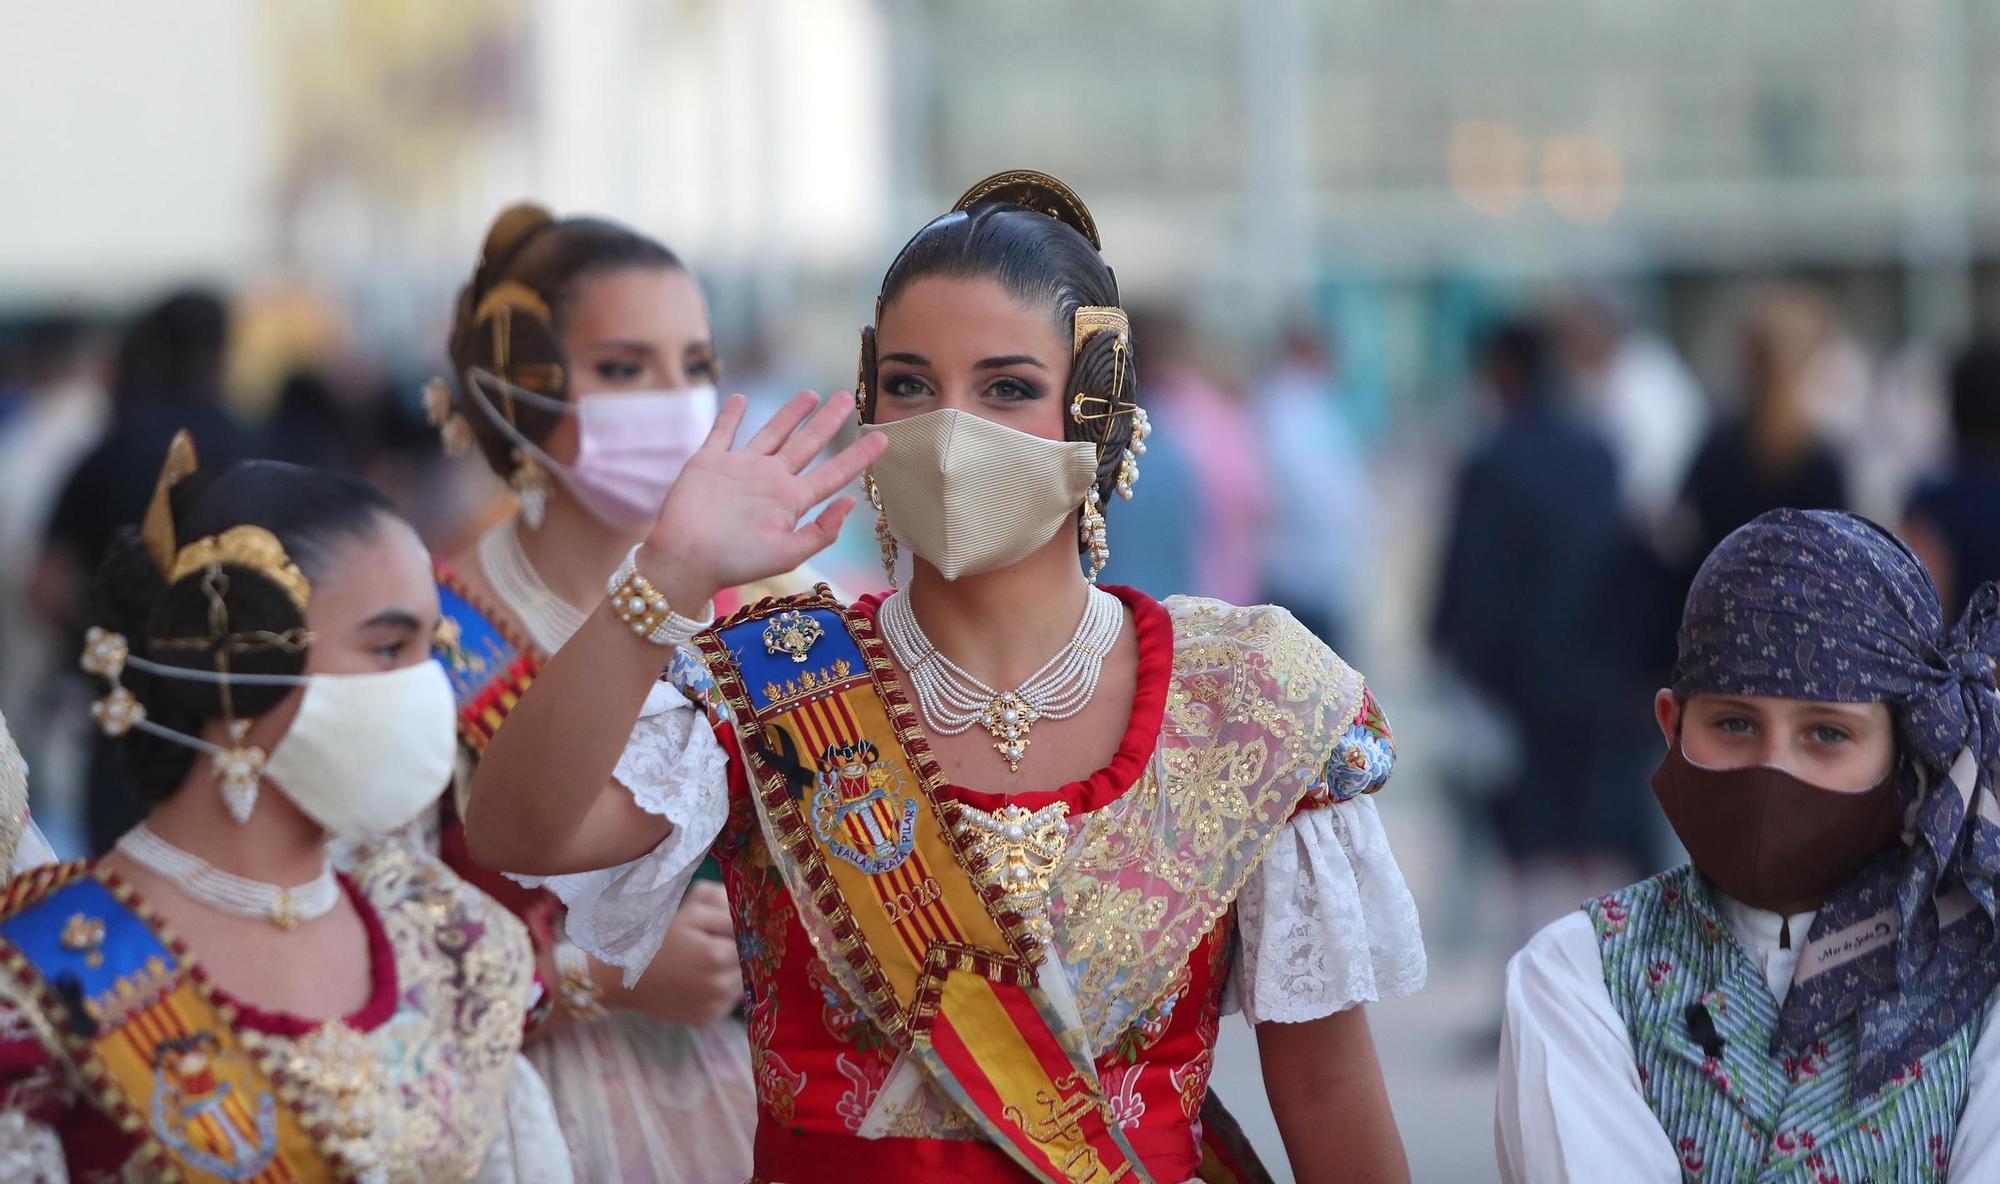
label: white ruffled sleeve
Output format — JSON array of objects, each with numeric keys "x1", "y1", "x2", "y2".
[
  {"x1": 507, "y1": 680, "x2": 730, "y2": 985},
  {"x1": 1225, "y1": 794, "x2": 1427, "y2": 1024}
]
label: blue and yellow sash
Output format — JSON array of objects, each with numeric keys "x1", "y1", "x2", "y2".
[
  {"x1": 434, "y1": 564, "x2": 541, "y2": 755},
  {"x1": 0, "y1": 863, "x2": 336, "y2": 1182},
  {"x1": 698, "y1": 587, "x2": 1148, "y2": 1184}
]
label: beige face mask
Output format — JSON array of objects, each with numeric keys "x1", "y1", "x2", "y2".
[{"x1": 863, "y1": 408, "x2": 1099, "y2": 581}]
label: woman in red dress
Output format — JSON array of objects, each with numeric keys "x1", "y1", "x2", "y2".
[{"x1": 469, "y1": 171, "x2": 1425, "y2": 1184}]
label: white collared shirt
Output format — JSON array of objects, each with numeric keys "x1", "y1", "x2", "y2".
[{"x1": 1496, "y1": 889, "x2": 2000, "y2": 1183}]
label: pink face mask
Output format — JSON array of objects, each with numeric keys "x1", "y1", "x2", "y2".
[{"x1": 464, "y1": 368, "x2": 718, "y2": 531}]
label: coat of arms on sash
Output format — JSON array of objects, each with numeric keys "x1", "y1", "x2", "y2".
[
  {"x1": 810, "y1": 740, "x2": 918, "y2": 875},
  {"x1": 148, "y1": 1030, "x2": 280, "y2": 1180}
]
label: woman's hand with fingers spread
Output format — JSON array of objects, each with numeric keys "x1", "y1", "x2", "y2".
[{"x1": 636, "y1": 390, "x2": 886, "y2": 611}]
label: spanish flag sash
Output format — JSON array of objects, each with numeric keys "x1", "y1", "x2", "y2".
[
  {"x1": 697, "y1": 588, "x2": 1150, "y2": 1184},
  {"x1": 434, "y1": 564, "x2": 541, "y2": 756},
  {"x1": 0, "y1": 863, "x2": 337, "y2": 1182}
]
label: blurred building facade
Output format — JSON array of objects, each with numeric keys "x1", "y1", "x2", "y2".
[{"x1": 10, "y1": 1, "x2": 2000, "y2": 382}]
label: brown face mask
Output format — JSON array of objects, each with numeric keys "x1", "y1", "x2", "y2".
[{"x1": 1650, "y1": 743, "x2": 1905, "y2": 915}]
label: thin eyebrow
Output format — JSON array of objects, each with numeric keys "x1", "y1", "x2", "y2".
[
  {"x1": 880, "y1": 352, "x2": 929, "y2": 367},
  {"x1": 581, "y1": 340, "x2": 662, "y2": 356},
  {"x1": 359, "y1": 610, "x2": 423, "y2": 633},
  {"x1": 975, "y1": 355, "x2": 1047, "y2": 371}
]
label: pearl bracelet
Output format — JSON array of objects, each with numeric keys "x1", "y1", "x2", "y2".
[
  {"x1": 552, "y1": 939, "x2": 607, "y2": 1021},
  {"x1": 606, "y1": 546, "x2": 712, "y2": 647}
]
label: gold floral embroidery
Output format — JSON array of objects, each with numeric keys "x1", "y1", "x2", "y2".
[
  {"x1": 1050, "y1": 598, "x2": 1365, "y2": 1049},
  {"x1": 268, "y1": 1016, "x2": 439, "y2": 1176},
  {"x1": 870, "y1": 1077, "x2": 983, "y2": 1141}
]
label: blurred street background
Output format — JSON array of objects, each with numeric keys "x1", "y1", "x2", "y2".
[{"x1": 7, "y1": 2, "x2": 2000, "y2": 1179}]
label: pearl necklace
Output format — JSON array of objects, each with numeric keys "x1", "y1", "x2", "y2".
[
  {"x1": 116, "y1": 824, "x2": 341, "y2": 930},
  {"x1": 478, "y1": 520, "x2": 588, "y2": 654},
  {"x1": 879, "y1": 586, "x2": 1123, "y2": 773}
]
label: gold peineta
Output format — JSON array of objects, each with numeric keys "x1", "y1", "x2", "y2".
[
  {"x1": 139, "y1": 433, "x2": 314, "y2": 611},
  {"x1": 168, "y1": 526, "x2": 313, "y2": 613},
  {"x1": 472, "y1": 279, "x2": 552, "y2": 328},
  {"x1": 469, "y1": 281, "x2": 564, "y2": 397},
  {"x1": 953, "y1": 169, "x2": 1102, "y2": 251},
  {"x1": 141, "y1": 430, "x2": 201, "y2": 577},
  {"x1": 1070, "y1": 305, "x2": 1129, "y2": 359}
]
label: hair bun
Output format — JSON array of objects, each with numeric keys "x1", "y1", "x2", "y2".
[
  {"x1": 475, "y1": 203, "x2": 557, "y2": 291},
  {"x1": 953, "y1": 170, "x2": 1100, "y2": 251}
]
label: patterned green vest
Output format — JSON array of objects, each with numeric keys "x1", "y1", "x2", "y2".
[{"x1": 1584, "y1": 866, "x2": 1979, "y2": 1184}]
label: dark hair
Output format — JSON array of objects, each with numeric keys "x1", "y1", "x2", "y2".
[
  {"x1": 447, "y1": 205, "x2": 684, "y2": 479},
  {"x1": 862, "y1": 202, "x2": 1140, "y2": 513},
  {"x1": 92, "y1": 457, "x2": 402, "y2": 802},
  {"x1": 1948, "y1": 340, "x2": 2000, "y2": 460},
  {"x1": 112, "y1": 289, "x2": 228, "y2": 406},
  {"x1": 1478, "y1": 319, "x2": 1555, "y2": 406}
]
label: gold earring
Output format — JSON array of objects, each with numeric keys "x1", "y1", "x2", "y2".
[
  {"x1": 1117, "y1": 407, "x2": 1150, "y2": 500},
  {"x1": 510, "y1": 449, "x2": 550, "y2": 528},
  {"x1": 1080, "y1": 486, "x2": 1109, "y2": 582},
  {"x1": 215, "y1": 719, "x2": 266, "y2": 825},
  {"x1": 863, "y1": 471, "x2": 898, "y2": 587}
]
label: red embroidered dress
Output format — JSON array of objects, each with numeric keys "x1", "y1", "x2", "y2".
[{"x1": 521, "y1": 588, "x2": 1424, "y2": 1183}]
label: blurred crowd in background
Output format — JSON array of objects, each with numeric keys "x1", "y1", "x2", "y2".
[{"x1": 8, "y1": 2, "x2": 2000, "y2": 1178}]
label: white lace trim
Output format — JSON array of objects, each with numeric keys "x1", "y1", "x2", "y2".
[
  {"x1": 0, "y1": 1110, "x2": 63, "y2": 1184},
  {"x1": 1225, "y1": 794, "x2": 1427, "y2": 1024},
  {"x1": 507, "y1": 681, "x2": 730, "y2": 986}
]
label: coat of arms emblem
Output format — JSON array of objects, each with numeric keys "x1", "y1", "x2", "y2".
[{"x1": 810, "y1": 739, "x2": 917, "y2": 874}]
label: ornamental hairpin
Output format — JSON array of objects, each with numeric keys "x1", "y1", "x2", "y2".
[
  {"x1": 423, "y1": 378, "x2": 474, "y2": 457},
  {"x1": 1066, "y1": 307, "x2": 1145, "y2": 580},
  {"x1": 93, "y1": 435, "x2": 317, "y2": 823},
  {"x1": 466, "y1": 282, "x2": 566, "y2": 527}
]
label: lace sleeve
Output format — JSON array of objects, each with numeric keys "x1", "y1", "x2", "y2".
[
  {"x1": 1227, "y1": 793, "x2": 1427, "y2": 1024},
  {"x1": 0, "y1": 1111, "x2": 63, "y2": 1184},
  {"x1": 507, "y1": 679, "x2": 730, "y2": 985}
]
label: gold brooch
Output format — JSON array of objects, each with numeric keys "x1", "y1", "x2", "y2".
[
  {"x1": 60, "y1": 913, "x2": 106, "y2": 968},
  {"x1": 953, "y1": 802, "x2": 1070, "y2": 945},
  {"x1": 763, "y1": 611, "x2": 823, "y2": 664}
]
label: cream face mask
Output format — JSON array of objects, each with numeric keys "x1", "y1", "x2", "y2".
[{"x1": 862, "y1": 408, "x2": 1098, "y2": 581}]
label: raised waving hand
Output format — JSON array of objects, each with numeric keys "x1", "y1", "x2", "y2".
[{"x1": 639, "y1": 390, "x2": 886, "y2": 609}]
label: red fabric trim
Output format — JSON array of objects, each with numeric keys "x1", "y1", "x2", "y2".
[
  {"x1": 755, "y1": 1125, "x2": 1023, "y2": 1183},
  {"x1": 752, "y1": 1120, "x2": 1198, "y2": 1183},
  {"x1": 206, "y1": 873, "x2": 401, "y2": 1036},
  {"x1": 0, "y1": 1032, "x2": 52, "y2": 1077},
  {"x1": 850, "y1": 584, "x2": 1170, "y2": 816}
]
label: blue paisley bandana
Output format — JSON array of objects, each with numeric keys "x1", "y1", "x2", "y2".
[{"x1": 1672, "y1": 508, "x2": 2000, "y2": 1097}]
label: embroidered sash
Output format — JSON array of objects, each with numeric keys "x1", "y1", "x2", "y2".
[
  {"x1": 0, "y1": 863, "x2": 337, "y2": 1183},
  {"x1": 434, "y1": 564, "x2": 541, "y2": 756},
  {"x1": 697, "y1": 588, "x2": 1148, "y2": 1184}
]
